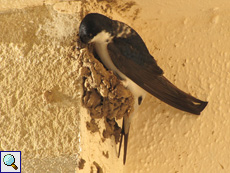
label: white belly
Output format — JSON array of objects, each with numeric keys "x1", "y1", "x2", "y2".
[
  {"x1": 91, "y1": 31, "x2": 146, "y2": 111},
  {"x1": 95, "y1": 42, "x2": 126, "y2": 79}
]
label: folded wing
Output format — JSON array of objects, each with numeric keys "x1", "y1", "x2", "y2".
[{"x1": 108, "y1": 36, "x2": 208, "y2": 115}]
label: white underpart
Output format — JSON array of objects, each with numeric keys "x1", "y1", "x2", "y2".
[{"x1": 91, "y1": 31, "x2": 146, "y2": 132}]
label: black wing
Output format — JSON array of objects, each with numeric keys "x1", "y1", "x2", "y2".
[{"x1": 108, "y1": 35, "x2": 208, "y2": 115}]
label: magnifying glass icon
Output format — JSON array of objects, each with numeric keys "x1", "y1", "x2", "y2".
[{"x1": 3, "y1": 154, "x2": 18, "y2": 170}]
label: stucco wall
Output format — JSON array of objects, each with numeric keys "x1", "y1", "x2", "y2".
[
  {"x1": 0, "y1": 3, "x2": 82, "y2": 172},
  {"x1": 1, "y1": 0, "x2": 230, "y2": 173},
  {"x1": 126, "y1": 0, "x2": 230, "y2": 172}
]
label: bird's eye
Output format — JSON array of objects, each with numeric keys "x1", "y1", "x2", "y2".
[{"x1": 88, "y1": 33, "x2": 93, "y2": 38}]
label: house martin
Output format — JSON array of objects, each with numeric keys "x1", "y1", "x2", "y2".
[{"x1": 79, "y1": 13, "x2": 208, "y2": 164}]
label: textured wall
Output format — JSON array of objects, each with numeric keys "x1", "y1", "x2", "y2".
[
  {"x1": 0, "y1": 0, "x2": 72, "y2": 12},
  {"x1": 125, "y1": 0, "x2": 230, "y2": 172},
  {"x1": 0, "y1": 4, "x2": 82, "y2": 172}
]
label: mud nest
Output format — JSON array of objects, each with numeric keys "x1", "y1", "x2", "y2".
[{"x1": 76, "y1": 47, "x2": 134, "y2": 143}]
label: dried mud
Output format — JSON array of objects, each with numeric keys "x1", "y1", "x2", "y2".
[{"x1": 76, "y1": 47, "x2": 134, "y2": 143}]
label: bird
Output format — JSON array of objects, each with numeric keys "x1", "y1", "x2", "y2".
[{"x1": 79, "y1": 13, "x2": 208, "y2": 164}]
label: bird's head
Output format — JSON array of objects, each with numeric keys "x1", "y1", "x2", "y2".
[{"x1": 79, "y1": 13, "x2": 113, "y2": 44}]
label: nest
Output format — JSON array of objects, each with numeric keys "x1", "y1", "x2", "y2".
[{"x1": 76, "y1": 47, "x2": 134, "y2": 143}]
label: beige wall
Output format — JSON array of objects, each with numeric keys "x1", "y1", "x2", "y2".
[
  {"x1": 1, "y1": 0, "x2": 230, "y2": 172},
  {"x1": 126, "y1": 0, "x2": 230, "y2": 172},
  {"x1": 0, "y1": 3, "x2": 81, "y2": 172}
]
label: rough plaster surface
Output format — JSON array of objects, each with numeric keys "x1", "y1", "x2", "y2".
[
  {"x1": 0, "y1": 0, "x2": 77, "y2": 12},
  {"x1": 0, "y1": 5, "x2": 81, "y2": 172}
]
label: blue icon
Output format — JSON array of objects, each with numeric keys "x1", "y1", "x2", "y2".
[
  {"x1": 0, "y1": 151, "x2": 21, "y2": 173},
  {"x1": 3, "y1": 154, "x2": 18, "y2": 170}
]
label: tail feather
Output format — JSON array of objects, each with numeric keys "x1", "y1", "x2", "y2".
[
  {"x1": 142, "y1": 75, "x2": 208, "y2": 115},
  {"x1": 118, "y1": 116, "x2": 130, "y2": 165},
  {"x1": 123, "y1": 132, "x2": 129, "y2": 164},
  {"x1": 118, "y1": 120, "x2": 123, "y2": 158}
]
